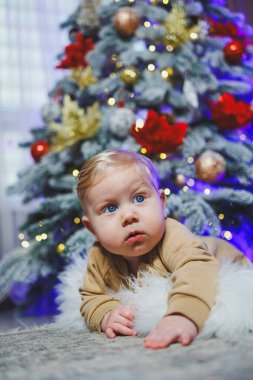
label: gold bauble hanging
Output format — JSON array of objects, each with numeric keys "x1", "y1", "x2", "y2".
[
  {"x1": 120, "y1": 66, "x2": 140, "y2": 85},
  {"x1": 195, "y1": 150, "x2": 226, "y2": 183},
  {"x1": 70, "y1": 66, "x2": 97, "y2": 89},
  {"x1": 163, "y1": 4, "x2": 199, "y2": 50},
  {"x1": 113, "y1": 7, "x2": 140, "y2": 38},
  {"x1": 49, "y1": 95, "x2": 101, "y2": 151}
]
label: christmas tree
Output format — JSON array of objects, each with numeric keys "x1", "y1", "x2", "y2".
[{"x1": 1, "y1": 0, "x2": 253, "y2": 313}]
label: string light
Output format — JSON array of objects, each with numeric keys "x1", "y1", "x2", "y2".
[
  {"x1": 41, "y1": 233, "x2": 47, "y2": 240},
  {"x1": 163, "y1": 0, "x2": 170, "y2": 4},
  {"x1": 166, "y1": 45, "x2": 174, "y2": 52},
  {"x1": 164, "y1": 188, "x2": 170, "y2": 196},
  {"x1": 144, "y1": 21, "x2": 151, "y2": 28},
  {"x1": 108, "y1": 97, "x2": 116, "y2": 106},
  {"x1": 187, "y1": 178, "x2": 195, "y2": 187},
  {"x1": 223, "y1": 231, "x2": 232, "y2": 240},
  {"x1": 72, "y1": 169, "x2": 79, "y2": 177},
  {"x1": 204, "y1": 188, "x2": 211, "y2": 195},
  {"x1": 160, "y1": 153, "x2": 167, "y2": 160},
  {"x1": 21, "y1": 241, "x2": 30, "y2": 248},
  {"x1": 147, "y1": 63, "x2": 156, "y2": 71},
  {"x1": 240, "y1": 134, "x2": 246, "y2": 141},
  {"x1": 35, "y1": 235, "x2": 42, "y2": 242},
  {"x1": 219, "y1": 213, "x2": 225, "y2": 220},
  {"x1": 135, "y1": 119, "x2": 144, "y2": 131},
  {"x1": 190, "y1": 32, "x2": 198, "y2": 40},
  {"x1": 74, "y1": 217, "x2": 81, "y2": 224},
  {"x1": 149, "y1": 45, "x2": 156, "y2": 52},
  {"x1": 141, "y1": 147, "x2": 147, "y2": 154},
  {"x1": 18, "y1": 233, "x2": 25, "y2": 240},
  {"x1": 187, "y1": 156, "x2": 194, "y2": 164},
  {"x1": 183, "y1": 186, "x2": 189, "y2": 192}
]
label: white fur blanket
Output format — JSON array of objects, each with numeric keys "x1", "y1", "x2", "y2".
[{"x1": 54, "y1": 254, "x2": 253, "y2": 340}]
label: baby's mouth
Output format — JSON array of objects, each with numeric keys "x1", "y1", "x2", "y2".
[{"x1": 125, "y1": 231, "x2": 145, "y2": 244}]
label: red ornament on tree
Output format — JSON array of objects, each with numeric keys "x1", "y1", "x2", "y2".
[
  {"x1": 209, "y1": 93, "x2": 253, "y2": 130},
  {"x1": 224, "y1": 41, "x2": 245, "y2": 65},
  {"x1": 56, "y1": 32, "x2": 94, "y2": 69},
  {"x1": 31, "y1": 140, "x2": 49, "y2": 162},
  {"x1": 131, "y1": 110, "x2": 188, "y2": 155},
  {"x1": 209, "y1": 19, "x2": 239, "y2": 39}
]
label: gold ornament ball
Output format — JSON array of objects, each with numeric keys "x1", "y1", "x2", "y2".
[
  {"x1": 195, "y1": 150, "x2": 226, "y2": 183},
  {"x1": 113, "y1": 7, "x2": 140, "y2": 38},
  {"x1": 120, "y1": 67, "x2": 139, "y2": 85}
]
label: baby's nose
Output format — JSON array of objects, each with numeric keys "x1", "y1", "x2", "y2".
[{"x1": 121, "y1": 208, "x2": 138, "y2": 226}]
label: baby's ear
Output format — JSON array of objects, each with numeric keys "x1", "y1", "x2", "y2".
[
  {"x1": 159, "y1": 189, "x2": 167, "y2": 216},
  {"x1": 82, "y1": 216, "x2": 98, "y2": 239}
]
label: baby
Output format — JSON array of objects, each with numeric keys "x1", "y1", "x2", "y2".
[{"x1": 77, "y1": 149, "x2": 246, "y2": 349}]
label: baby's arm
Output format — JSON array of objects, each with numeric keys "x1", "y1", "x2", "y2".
[
  {"x1": 101, "y1": 304, "x2": 137, "y2": 338},
  {"x1": 144, "y1": 315, "x2": 197, "y2": 349},
  {"x1": 80, "y1": 245, "x2": 136, "y2": 336}
]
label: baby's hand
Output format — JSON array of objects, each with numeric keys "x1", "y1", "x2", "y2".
[
  {"x1": 144, "y1": 315, "x2": 197, "y2": 350},
  {"x1": 101, "y1": 304, "x2": 137, "y2": 339}
]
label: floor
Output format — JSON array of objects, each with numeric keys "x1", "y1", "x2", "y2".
[{"x1": 0, "y1": 309, "x2": 54, "y2": 331}]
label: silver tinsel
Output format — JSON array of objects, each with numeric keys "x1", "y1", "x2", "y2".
[
  {"x1": 109, "y1": 108, "x2": 135, "y2": 138},
  {"x1": 76, "y1": 0, "x2": 100, "y2": 30}
]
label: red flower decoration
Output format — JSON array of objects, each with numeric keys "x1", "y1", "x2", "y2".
[
  {"x1": 131, "y1": 110, "x2": 188, "y2": 155},
  {"x1": 209, "y1": 19, "x2": 239, "y2": 39},
  {"x1": 209, "y1": 93, "x2": 252, "y2": 130},
  {"x1": 56, "y1": 32, "x2": 94, "y2": 69}
]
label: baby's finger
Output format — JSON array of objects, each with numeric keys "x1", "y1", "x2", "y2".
[
  {"x1": 112, "y1": 323, "x2": 137, "y2": 337},
  {"x1": 179, "y1": 333, "x2": 192, "y2": 346},
  {"x1": 113, "y1": 315, "x2": 134, "y2": 328},
  {"x1": 105, "y1": 327, "x2": 116, "y2": 339},
  {"x1": 119, "y1": 306, "x2": 135, "y2": 320}
]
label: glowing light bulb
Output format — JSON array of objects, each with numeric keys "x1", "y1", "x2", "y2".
[
  {"x1": 74, "y1": 217, "x2": 81, "y2": 224},
  {"x1": 218, "y1": 214, "x2": 224, "y2": 220},
  {"x1": 148, "y1": 63, "x2": 156, "y2": 71},
  {"x1": 164, "y1": 188, "x2": 170, "y2": 196},
  {"x1": 149, "y1": 45, "x2": 156, "y2": 52},
  {"x1": 187, "y1": 156, "x2": 194, "y2": 164},
  {"x1": 108, "y1": 97, "x2": 116, "y2": 106},
  {"x1": 18, "y1": 233, "x2": 25, "y2": 240},
  {"x1": 21, "y1": 241, "x2": 30, "y2": 248},
  {"x1": 204, "y1": 188, "x2": 211, "y2": 195},
  {"x1": 160, "y1": 153, "x2": 167, "y2": 160},
  {"x1": 72, "y1": 169, "x2": 79, "y2": 177},
  {"x1": 144, "y1": 21, "x2": 151, "y2": 28},
  {"x1": 223, "y1": 231, "x2": 232, "y2": 240},
  {"x1": 141, "y1": 148, "x2": 147, "y2": 154}
]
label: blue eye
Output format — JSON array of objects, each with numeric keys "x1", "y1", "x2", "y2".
[
  {"x1": 133, "y1": 195, "x2": 145, "y2": 203},
  {"x1": 104, "y1": 204, "x2": 118, "y2": 213}
]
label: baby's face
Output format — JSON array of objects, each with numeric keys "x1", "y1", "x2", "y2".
[{"x1": 82, "y1": 166, "x2": 166, "y2": 260}]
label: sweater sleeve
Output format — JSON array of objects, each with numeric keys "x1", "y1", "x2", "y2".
[
  {"x1": 79, "y1": 244, "x2": 120, "y2": 332},
  {"x1": 161, "y1": 219, "x2": 219, "y2": 332}
]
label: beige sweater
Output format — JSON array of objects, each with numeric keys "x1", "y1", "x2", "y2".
[{"x1": 79, "y1": 218, "x2": 247, "y2": 333}]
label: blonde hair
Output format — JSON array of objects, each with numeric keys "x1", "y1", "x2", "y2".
[{"x1": 77, "y1": 149, "x2": 160, "y2": 209}]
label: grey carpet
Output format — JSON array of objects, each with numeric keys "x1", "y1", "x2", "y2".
[{"x1": 1, "y1": 325, "x2": 253, "y2": 380}]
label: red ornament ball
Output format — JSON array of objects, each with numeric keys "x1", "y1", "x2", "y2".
[
  {"x1": 31, "y1": 140, "x2": 49, "y2": 162},
  {"x1": 224, "y1": 41, "x2": 245, "y2": 65}
]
